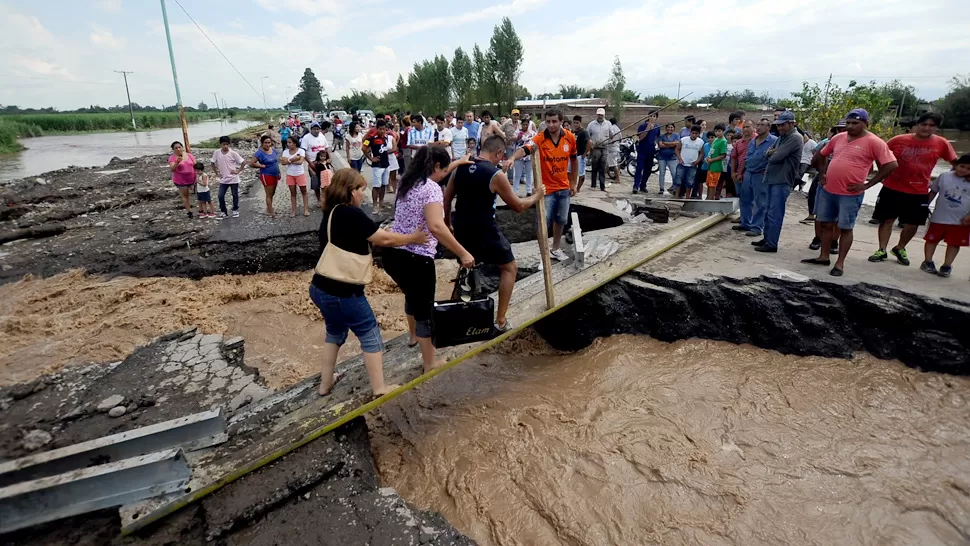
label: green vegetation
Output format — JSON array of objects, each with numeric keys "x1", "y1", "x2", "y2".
[
  {"x1": 940, "y1": 74, "x2": 970, "y2": 130},
  {"x1": 326, "y1": 17, "x2": 526, "y2": 116}
]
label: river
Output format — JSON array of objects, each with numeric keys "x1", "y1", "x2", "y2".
[
  {"x1": 0, "y1": 119, "x2": 261, "y2": 182},
  {"x1": 372, "y1": 334, "x2": 970, "y2": 546}
]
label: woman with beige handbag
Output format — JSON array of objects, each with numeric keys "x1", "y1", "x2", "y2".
[{"x1": 310, "y1": 169, "x2": 428, "y2": 397}]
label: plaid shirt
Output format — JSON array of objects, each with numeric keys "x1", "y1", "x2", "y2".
[{"x1": 732, "y1": 137, "x2": 751, "y2": 176}]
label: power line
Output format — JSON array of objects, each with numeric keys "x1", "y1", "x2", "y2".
[{"x1": 170, "y1": 0, "x2": 266, "y2": 104}]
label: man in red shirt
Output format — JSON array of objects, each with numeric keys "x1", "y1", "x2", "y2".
[
  {"x1": 506, "y1": 109, "x2": 578, "y2": 261},
  {"x1": 801, "y1": 109, "x2": 898, "y2": 276},
  {"x1": 868, "y1": 112, "x2": 958, "y2": 266}
]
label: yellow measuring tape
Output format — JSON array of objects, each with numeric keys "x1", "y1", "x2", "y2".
[{"x1": 123, "y1": 212, "x2": 726, "y2": 535}]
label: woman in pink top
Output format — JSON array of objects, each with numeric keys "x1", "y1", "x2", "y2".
[
  {"x1": 168, "y1": 141, "x2": 196, "y2": 218},
  {"x1": 382, "y1": 146, "x2": 474, "y2": 373}
]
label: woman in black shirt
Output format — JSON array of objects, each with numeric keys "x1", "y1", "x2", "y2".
[{"x1": 310, "y1": 168, "x2": 427, "y2": 396}]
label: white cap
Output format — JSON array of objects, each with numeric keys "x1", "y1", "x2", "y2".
[{"x1": 595, "y1": 108, "x2": 606, "y2": 115}]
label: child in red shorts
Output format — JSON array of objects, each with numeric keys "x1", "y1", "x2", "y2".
[{"x1": 921, "y1": 154, "x2": 970, "y2": 277}]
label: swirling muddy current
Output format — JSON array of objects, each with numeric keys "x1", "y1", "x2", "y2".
[{"x1": 370, "y1": 335, "x2": 970, "y2": 546}]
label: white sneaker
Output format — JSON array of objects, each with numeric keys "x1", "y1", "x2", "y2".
[
  {"x1": 606, "y1": 182, "x2": 613, "y2": 189},
  {"x1": 550, "y1": 248, "x2": 567, "y2": 261},
  {"x1": 661, "y1": 190, "x2": 669, "y2": 196},
  {"x1": 219, "y1": 212, "x2": 228, "y2": 219},
  {"x1": 231, "y1": 210, "x2": 239, "y2": 218}
]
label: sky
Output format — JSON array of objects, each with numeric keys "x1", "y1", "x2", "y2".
[{"x1": 2, "y1": 0, "x2": 968, "y2": 111}]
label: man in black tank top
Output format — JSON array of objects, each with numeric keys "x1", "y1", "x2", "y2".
[{"x1": 443, "y1": 134, "x2": 543, "y2": 332}]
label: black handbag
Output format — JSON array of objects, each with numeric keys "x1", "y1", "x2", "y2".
[{"x1": 432, "y1": 267, "x2": 495, "y2": 348}]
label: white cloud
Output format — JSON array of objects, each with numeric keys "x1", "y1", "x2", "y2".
[
  {"x1": 95, "y1": 0, "x2": 122, "y2": 12},
  {"x1": 388, "y1": 0, "x2": 547, "y2": 37},
  {"x1": 90, "y1": 25, "x2": 126, "y2": 49},
  {"x1": 255, "y1": 0, "x2": 341, "y2": 16}
]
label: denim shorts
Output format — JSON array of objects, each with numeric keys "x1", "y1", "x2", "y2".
[
  {"x1": 371, "y1": 166, "x2": 389, "y2": 188},
  {"x1": 568, "y1": 155, "x2": 586, "y2": 174},
  {"x1": 308, "y1": 284, "x2": 384, "y2": 353},
  {"x1": 544, "y1": 189, "x2": 570, "y2": 228},
  {"x1": 197, "y1": 191, "x2": 211, "y2": 203},
  {"x1": 815, "y1": 186, "x2": 865, "y2": 230}
]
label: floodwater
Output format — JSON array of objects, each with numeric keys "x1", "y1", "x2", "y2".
[
  {"x1": 0, "y1": 119, "x2": 260, "y2": 181},
  {"x1": 372, "y1": 335, "x2": 970, "y2": 546}
]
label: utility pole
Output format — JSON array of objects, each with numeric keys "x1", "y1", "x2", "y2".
[
  {"x1": 160, "y1": 0, "x2": 190, "y2": 152},
  {"x1": 113, "y1": 70, "x2": 136, "y2": 130},
  {"x1": 260, "y1": 76, "x2": 269, "y2": 110},
  {"x1": 212, "y1": 92, "x2": 220, "y2": 117},
  {"x1": 677, "y1": 81, "x2": 681, "y2": 100}
]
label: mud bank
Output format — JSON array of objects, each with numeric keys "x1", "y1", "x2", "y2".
[
  {"x1": 0, "y1": 331, "x2": 474, "y2": 545},
  {"x1": 531, "y1": 272, "x2": 970, "y2": 375}
]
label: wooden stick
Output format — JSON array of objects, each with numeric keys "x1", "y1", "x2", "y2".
[{"x1": 531, "y1": 148, "x2": 555, "y2": 309}]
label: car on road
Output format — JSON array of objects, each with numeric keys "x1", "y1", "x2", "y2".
[
  {"x1": 297, "y1": 112, "x2": 313, "y2": 123},
  {"x1": 328, "y1": 110, "x2": 350, "y2": 124}
]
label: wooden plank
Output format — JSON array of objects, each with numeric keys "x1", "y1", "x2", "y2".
[
  {"x1": 531, "y1": 148, "x2": 555, "y2": 308},
  {"x1": 122, "y1": 213, "x2": 725, "y2": 535}
]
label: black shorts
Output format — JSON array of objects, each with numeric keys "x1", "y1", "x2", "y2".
[
  {"x1": 454, "y1": 223, "x2": 515, "y2": 266},
  {"x1": 873, "y1": 187, "x2": 930, "y2": 225},
  {"x1": 382, "y1": 248, "x2": 435, "y2": 324}
]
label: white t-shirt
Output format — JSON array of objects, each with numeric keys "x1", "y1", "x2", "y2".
[
  {"x1": 435, "y1": 127, "x2": 454, "y2": 158},
  {"x1": 679, "y1": 136, "x2": 705, "y2": 165},
  {"x1": 346, "y1": 134, "x2": 364, "y2": 160},
  {"x1": 451, "y1": 126, "x2": 469, "y2": 158},
  {"x1": 801, "y1": 139, "x2": 817, "y2": 165},
  {"x1": 300, "y1": 133, "x2": 330, "y2": 163},
  {"x1": 282, "y1": 148, "x2": 306, "y2": 176},
  {"x1": 196, "y1": 172, "x2": 210, "y2": 193}
]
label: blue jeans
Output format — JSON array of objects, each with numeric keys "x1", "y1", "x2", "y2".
[
  {"x1": 308, "y1": 284, "x2": 384, "y2": 353},
  {"x1": 350, "y1": 158, "x2": 364, "y2": 172},
  {"x1": 740, "y1": 171, "x2": 767, "y2": 233},
  {"x1": 513, "y1": 157, "x2": 534, "y2": 194},
  {"x1": 762, "y1": 183, "x2": 791, "y2": 249},
  {"x1": 544, "y1": 189, "x2": 570, "y2": 231},
  {"x1": 656, "y1": 158, "x2": 677, "y2": 192},
  {"x1": 673, "y1": 164, "x2": 696, "y2": 194},
  {"x1": 633, "y1": 153, "x2": 655, "y2": 192},
  {"x1": 218, "y1": 183, "x2": 239, "y2": 214},
  {"x1": 815, "y1": 186, "x2": 865, "y2": 230}
]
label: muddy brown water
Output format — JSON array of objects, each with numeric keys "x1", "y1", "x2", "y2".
[{"x1": 371, "y1": 335, "x2": 970, "y2": 546}]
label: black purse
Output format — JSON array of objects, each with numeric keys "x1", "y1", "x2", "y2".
[{"x1": 432, "y1": 267, "x2": 495, "y2": 348}]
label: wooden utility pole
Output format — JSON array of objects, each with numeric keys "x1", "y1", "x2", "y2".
[
  {"x1": 160, "y1": 0, "x2": 190, "y2": 152},
  {"x1": 531, "y1": 148, "x2": 555, "y2": 309},
  {"x1": 114, "y1": 70, "x2": 136, "y2": 130}
]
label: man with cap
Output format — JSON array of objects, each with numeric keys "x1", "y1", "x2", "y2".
[
  {"x1": 751, "y1": 111, "x2": 804, "y2": 252},
  {"x1": 733, "y1": 118, "x2": 777, "y2": 237},
  {"x1": 587, "y1": 108, "x2": 612, "y2": 191},
  {"x1": 300, "y1": 121, "x2": 330, "y2": 201},
  {"x1": 801, "y1": 109, "x2": 897, "y2": 276}
]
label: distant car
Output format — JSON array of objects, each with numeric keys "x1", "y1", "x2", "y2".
[
  {"x1": 329, "y1": 110, "x2": 350, "y2": 124},
  {"x1": 297, "y1": 112, "x2": 313, "y2": 123}
]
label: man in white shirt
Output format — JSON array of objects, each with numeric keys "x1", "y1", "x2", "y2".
[
  {"x1": 300, "y1": 121, "x2": 330, "y2": 164},
  {"x1": 674, "y1": 125, "x2": 705, "y2": 198},
  {"x1": 406, "y1": 115, "x2": 435, "y2": 159},
  {"x1": 586, "y1": 108, "x2": 612, "y2": 190},
  {"x1": 431, "y1": 115, "x2": 454, "y2": 159},
  {"x1": 451, "y1": 117, "x2": 469, "y2": 159}
]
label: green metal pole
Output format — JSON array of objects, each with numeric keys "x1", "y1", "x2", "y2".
[{"x1": 160, "y1": 0, "x2": 191, "y2": 152}]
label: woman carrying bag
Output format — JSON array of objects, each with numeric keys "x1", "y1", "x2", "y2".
[
  {"x1": 383, "y1": 147, "x2": 475, "y2": 373},
  {"x1": 310, "y1": 168, "x2": 428, "y2": 397}
]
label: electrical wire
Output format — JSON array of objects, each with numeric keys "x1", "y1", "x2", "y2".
[{"x1": 171, "y1": 0, "x2": 266, "y2": 104}]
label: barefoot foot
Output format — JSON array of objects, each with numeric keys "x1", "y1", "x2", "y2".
[
  {"x1": 372, "y1": 383, "x2": 400, "y2": 397},
  {"x1": 318, "y1": 372, "x2": 342, "y2": 396}
]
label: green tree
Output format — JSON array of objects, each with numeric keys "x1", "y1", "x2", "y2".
[
  {"x1": 293, "y1": 68, "x2": 326, "y2": 112},
  {"x1": 787, "y1": 77, "x2": 895, "y2": 138},
  {"x1": 644, "y1": 93, "x2": 672, "y2": 106},
  {"x1": 196, "y1": 101, "x2": 208, "y2": 111},
  {"x1": 605, "y1": 56, "x2": 626, "y2": 119},
  {"x1": 558, "y1": 84, "x2": 591, "y2": 99},
  {"x1": 878, "y1": 80, "x2": 921, "y2": 119},
  {"x1": 941, "y1": 74, "x2": 970, "y2": 130},
  {"x1": 451, "y1": 47, "x2": 475, "y2": 115},
  {"x1": 472, "y1": 44, "x2": 495, "y2": 109},
  {"x1": 488, "y1": 18, "x2": 524, "y2": 113}
]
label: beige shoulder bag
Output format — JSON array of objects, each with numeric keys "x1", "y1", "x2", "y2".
[{"x1": 314, "y1": 204, "x2": 374, "y2": 285}]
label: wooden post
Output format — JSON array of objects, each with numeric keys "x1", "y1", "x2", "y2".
[{"x1": 531, "y1": 148, "x2": 555, "y2": 308}]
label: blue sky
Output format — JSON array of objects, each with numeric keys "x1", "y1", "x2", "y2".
[{"x1": 2, "y1": 0, "x2": 968, "y2": 110}]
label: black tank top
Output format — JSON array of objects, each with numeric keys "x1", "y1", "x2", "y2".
[{"x1": 453, "y1": 158, "x2": 500, "y2": 230}]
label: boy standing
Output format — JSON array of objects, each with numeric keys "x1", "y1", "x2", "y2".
[
  {"x1": 674, "y1": 126, "x2": 705, "y2": 198},
  {"x1": 705, "y1": 125, "x2": 728, "y2": 200},
  {"x1": 211, "y1": 136, "x2": 245, "y2": 218},
  {"x1": 921, "y1": 154, "x2": 970, "y2": 277}
]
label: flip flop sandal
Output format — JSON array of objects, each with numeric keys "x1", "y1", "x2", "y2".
[
  {"x1": 407, "y1": 340, "x2": 419, "y2": 348},
  {"x1": 800, "y1": 258, "x2": 831, "y2": 266},
  {"x1": 830, "y1": 267, "x2": 844, "y2": 277}
]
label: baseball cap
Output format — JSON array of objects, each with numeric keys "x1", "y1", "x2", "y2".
[
  {"x1": 835, "y1": 118, "x2": 847, "y2": 128},
  {"x1": 511, "y1": 109, "x2": 520, "y2": 115},
  {"x1": 596, "y1": 107, "x2": 606, "y2": 115},
  {"x1": 772, "y1": 111, "x2": 795, "y2": 124},
  {"x1": 310, "y1": 121, "x2": 321, "y2": 128},
  {"x1": 846, "y1": 108, "x2": 869, "y2": 122}
]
